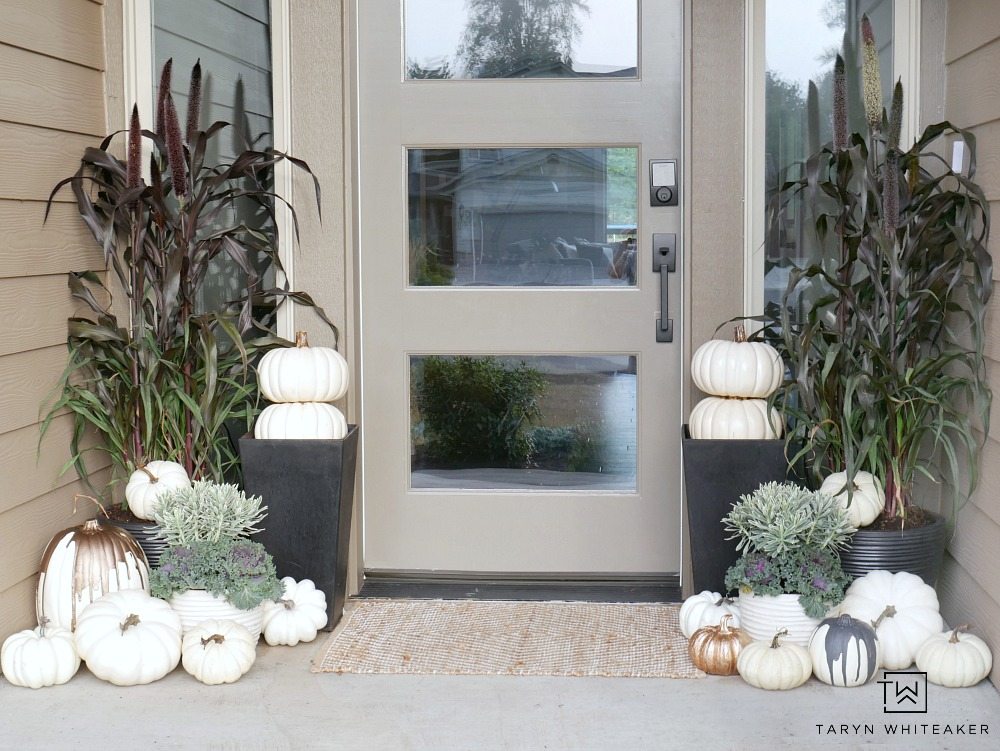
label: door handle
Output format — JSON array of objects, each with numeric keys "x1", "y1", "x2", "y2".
[{"x1": 652, "y1": 233, "x2": 676, "y2": 342}]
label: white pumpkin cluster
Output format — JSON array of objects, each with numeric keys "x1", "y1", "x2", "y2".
[
  {"x1": 682, "y1": 569, "x2": 995, "y2": 691},
  {"x1": 255, "y1": 331, "x2": 350, "y2": 439},
  {"x1": 689, "y1": 326, "x2": 783, "y2": 439}
]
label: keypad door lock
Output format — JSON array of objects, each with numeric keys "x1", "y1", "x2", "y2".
[{"x1": 650, "y1": 159, "x2": 679, "y2": 207}]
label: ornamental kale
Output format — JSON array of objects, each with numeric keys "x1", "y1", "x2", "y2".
[
  {"x1": 725, "y1": 547, "x2": 850, "y2": 619},
  {"x1": 150, "y1": 538, "x2": 282, "y2": 610}
]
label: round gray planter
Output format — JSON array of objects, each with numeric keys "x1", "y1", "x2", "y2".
[
  {"x1": 839, "y1": 511, "x2": 947, "y2": 585},
  {"x1": 99, "y1": 515, "x2": 166, "y2": 569}
]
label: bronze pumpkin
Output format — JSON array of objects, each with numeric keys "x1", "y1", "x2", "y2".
[{"x1": 688, "y1": 614, "x2": 751, "y2": 675}]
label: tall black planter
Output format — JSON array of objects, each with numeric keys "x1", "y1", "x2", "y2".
[
  {"x1": 839, "y1": 511, "x2": 947, "y2": 585},
  {"x1": 681, "y1": 425, "x2": 795, "y2": 593},
  {"x1": 239, "y1": 426, "x2": 359, "y2": 630}
]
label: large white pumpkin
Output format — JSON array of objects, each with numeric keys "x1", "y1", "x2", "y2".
[
  {"x1": 737, "y1": 630, "x2": 812, "y2": 691},
  {"x1": 262, "y1": 577, "x2": 329, "y2": 646},
  {"x1": 181, "y1": 620, "x2": 257, "y2": 685},
  {"x1": 836, "y1": 570, "x2": 943, "y2": 670},
  {"x1": 915, "y1": 626, "x2": 993, "y2": 688},
  {"x1": 36, "y1": 519, "x2": 150, "y2": 631},
  {"x1": 689, "y1": 397, "x2": 782, "y2": 440},
  {"x1": 679, "y1": 591, "x2": 741, "y2": 638},
  {"x1": 808, "y1": 614, "x2": 881, "y2": 687},
  {"x1": 1, "y1": 622, "x2": 80, "y2": 689},
  {"x1": 74, "y1": 590, "x2": 182, "y2": 686},
  {"x1": 125, "y1": 460, "x2": 191, "y2": 520},
  {"x1": 819, "y1": 471, "x2": 885, "y2": 528},
  {"x1": 258, "y1": 331, "x2": 349, "y2": 403},
  {"x1": 691, "y1": 326, "x2": 782, "y2": 399},
  {"x1": 254, "y1": 402, "x2": 348, "y2": 440}
]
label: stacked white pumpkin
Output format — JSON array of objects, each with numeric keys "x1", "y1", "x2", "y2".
[
  {"x1": 677, "y1": 569, "x2": 995, "y2": 691},
  {"x1": 255, "y1": 331, "x2": 350, "y2": 440},
  {"x1": 689, "y1": 325, "x2": 783, "y2": 440}
]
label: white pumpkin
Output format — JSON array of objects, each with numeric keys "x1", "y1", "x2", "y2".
[
  {"x1": 808, "y1": 614, "x2": 881, "y2": 687},
  {"x1": 915, "y1": 626, "x2": 993, "y2": 688},
  {"x1": 1, "y1": 621, "x2": 80, "y2": 689},
  {"x1": 679, "y1": 591, "x2": 741, "y2": 638},
  {"x1": 262, "y1": 577, "x2": 329, "y2": 646},
  {"x1": 181, "y1": 620, "x2": 257, "y2": 685},
  {"x1": 258, "y1": 331, "x2": 349, "y2": 403},
  {"x1": 689, "y1": 397, "x2": 782, "y2": 440},
  {"x1": 737, "y1": 629, "x2": 812, "y2": 690},
  {"x1": 836, "y1": 570, "x2": 943, "y2": 669},
  {"x1": 254, "y1": 402, "x2": 348, "y2": 440},
  {"x1": 36, "y1": 519, "x2": 150, "y2": 631},
  {"x1": 819, "y1": 471, "x2": 885, "y2": 528},
  {"x1": 74, "y1": 590, "x2": 181, "y2": 686},
  {"x1": 125, "y1": 460, "x2": 191, "y2": 520},
  {"x1": 691, "y1": 326, "x2": 782, "y2": 399}
]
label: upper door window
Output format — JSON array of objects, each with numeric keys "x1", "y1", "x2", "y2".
[
  {"x1": 404, "y1": 0, "x2": 639, "y2": 79},
  {"x1": 764, "y1": 0, "x2": 894, "y2": 314}
]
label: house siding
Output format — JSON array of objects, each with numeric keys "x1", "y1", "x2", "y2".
[
  {"x1": 938, "y1": 0, "x2": 1000, "y2": 687},
  {"x1": 0, "y1": 0, "x2": 109, "y2": 639}
]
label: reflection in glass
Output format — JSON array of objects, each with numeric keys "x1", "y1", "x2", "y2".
[
  {"x1": 765, "y1": 0, "x2": 894, "y2": 314},
  {"x1": 405, "y1": 0, "x2": 638, "y2": 79},
  {"x1": 409, "y1": 148, "x2": 637, "y2": 286},
  {"x1": 410, "y1": 355, "x2": 637, "y2": 490}
]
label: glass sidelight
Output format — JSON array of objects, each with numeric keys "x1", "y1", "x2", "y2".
[
  {"x1": 408, "y1": 147, "x2": 638, "y2": 287},
  {"x1": 409, "y1": 354, "x2": 637, "y2": 491}
]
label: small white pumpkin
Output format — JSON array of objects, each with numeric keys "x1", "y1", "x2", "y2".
[
  {"x1": 915, "y1": 625, "x2": 993, "y2": 688},
  {"x1": 808, "y1": 614, "x2": 881, "y2": 687},
  {"x1": 254, "y1": 402, "x2": 348, "y2": 440},
  {"x1": 258, "y1": 331, "x2": 349, "y2": 403},
  {"x1": 737, "y1": 629, "x2": 812, "y2": 690},
  {"x1": 691, "y1": 325, "x2": 783, "y2": 399},
  {"x1": 74, "y1": 590, "x2": 181, "y2": 686},
  {"x1": 125, "y1": 461, "x2": 191, "y2": 520},
  {"x1": 836, "y1": 570, "x2": 943, "y2": 670},
  {"x1": 819, "y1": 471, "x2": 885, "y2": 528},
  {"x1": 262, "y1": 577, "x2": 329, "y2": 646},
  {"x1": 1, "y1": 620, "x2": 80, "y2": 689},
  {"x1": 181, "y1": 620, "x2": 257, "y2": 685},
  {"x1": 679, "y1": 591, "x2": 741, "y2": 638},
  {"x1": 689, "y1": 397, "x2": 782, "y2": 440}
]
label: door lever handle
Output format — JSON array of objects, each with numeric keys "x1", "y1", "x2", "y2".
[{"x1": 652, "y1": 233, "x2": 676, "y2": 342}]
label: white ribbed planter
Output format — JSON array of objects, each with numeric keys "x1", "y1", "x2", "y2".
[
  {"x1": 738, "y1": 592, "x2": 821, "y2": 646},
  {"x1": 168, "y1": 590, "x2": 263, "y2": 642}
]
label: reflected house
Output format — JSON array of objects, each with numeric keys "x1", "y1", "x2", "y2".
[{"x1": 409, "y1": 148, "x2": 635, "y2": 285}]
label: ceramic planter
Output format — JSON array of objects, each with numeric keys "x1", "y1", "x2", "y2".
[
  {"x1": 239, "y1": 426, "x2": 359, "y2": 630},
  {"x1": 738, "y1": 592, "x2": 821, "y2": 646},
  {"x1": 839, "y1": 511, "x2": 947, "y2": 585},
  {"x1": 169, "y1": 590, "x2": 264, "y2": 642},
  {"x1": 99, "y1": 514, "x2": 167, "y2": 569}
]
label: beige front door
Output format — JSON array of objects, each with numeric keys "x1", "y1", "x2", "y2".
[{"x1": 356, "y1": 0, "x2": 684, "y2": 576}]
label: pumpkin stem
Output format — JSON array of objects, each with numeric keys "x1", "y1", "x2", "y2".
[
  {"x1": 871, "y1": 604, "x2": 897, "y2": 630},
  {"x1": 770, "y1": 628, "x2": 789, "y2": 648},
  {"x1": 120, "y1": 613, "x2": 141, "y2": 634},
  {"x1": 734, "y1": 324, "x2": 747, "y2": 343},
  {"x1": 72, "y1": 493, "x2": 109, "y2": 519},
  {"x1": 295, "y1": 331, "x2": 309, "y2": 348},
  {"x1": 950, "y1": 624, "x2": 972, "y2": 643},
  {"x1": 280, "y1": 598, "x2": 295, "y2": 610},
  {"x1": 38, "y1": 616, "x2": 50, "y2": 637},
  {"x1": 137, "y1": 464, "x2": 160, "y2": 483},
  {"x1": 718, "y1": 614, "x2": 734, "y2": 633},
  {"x1": 714, "y1": 596, "x2": 734, "y2": 607},
  {"x1": 201, "y1": 634, "x2": 226, "y2": 647}
]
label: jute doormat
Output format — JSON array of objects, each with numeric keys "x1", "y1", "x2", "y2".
[{"x1": 311, "y1": 600, "x2": 704, "y2": 678}]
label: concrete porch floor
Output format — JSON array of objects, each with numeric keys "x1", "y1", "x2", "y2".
[{"x1": 2, "y1": 630, "x2": 999, "y2": 751}]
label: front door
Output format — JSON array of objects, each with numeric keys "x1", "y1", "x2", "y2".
[{"x1": 356, "y1": 0, "x2": 684, "y2": 577}]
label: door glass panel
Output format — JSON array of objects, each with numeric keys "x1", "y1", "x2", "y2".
[
  {"x1": 404, "y1": 0, "x2": 639, "y2": 79},
  {"x1": 410, "y1": 354, "x2": 637, "y2": 490},
  {"x1": 409, "y1": 147, "x2": 638, "y2": 286},
  {"x1": 764, "y1": 0, "x2": 894, "y2": 315}
]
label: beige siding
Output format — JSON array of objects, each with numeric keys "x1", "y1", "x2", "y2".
[
  {"x1": 0, "y1": 3, "x2": 108, "y2": 639},
  {"x1": 940, "y1": 3, "x2": 1000, "y2": 686}
]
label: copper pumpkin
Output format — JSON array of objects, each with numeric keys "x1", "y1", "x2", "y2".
[
  {"x1": 36, "y1": 519, "x2": 150, "y2": 631},
  {"x1": 688, "y1": 614, "x2": 751, "y2": 675}
]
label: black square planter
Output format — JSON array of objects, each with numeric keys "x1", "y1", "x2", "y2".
[
  {"x1": 681, "y1": 425, "x2": 794, "y2": 593},
  {"x1": 239, "y1": 425, "x2": 359, "y2": 630}
]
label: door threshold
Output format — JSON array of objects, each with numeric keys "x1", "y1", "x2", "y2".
[{"x1": 357, "y1": 571, "x2": 681, "y2": 603}]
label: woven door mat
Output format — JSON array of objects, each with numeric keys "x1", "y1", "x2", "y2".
[{"x1": 311, "y1": 600, "x2": 704, "y2": 678}]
